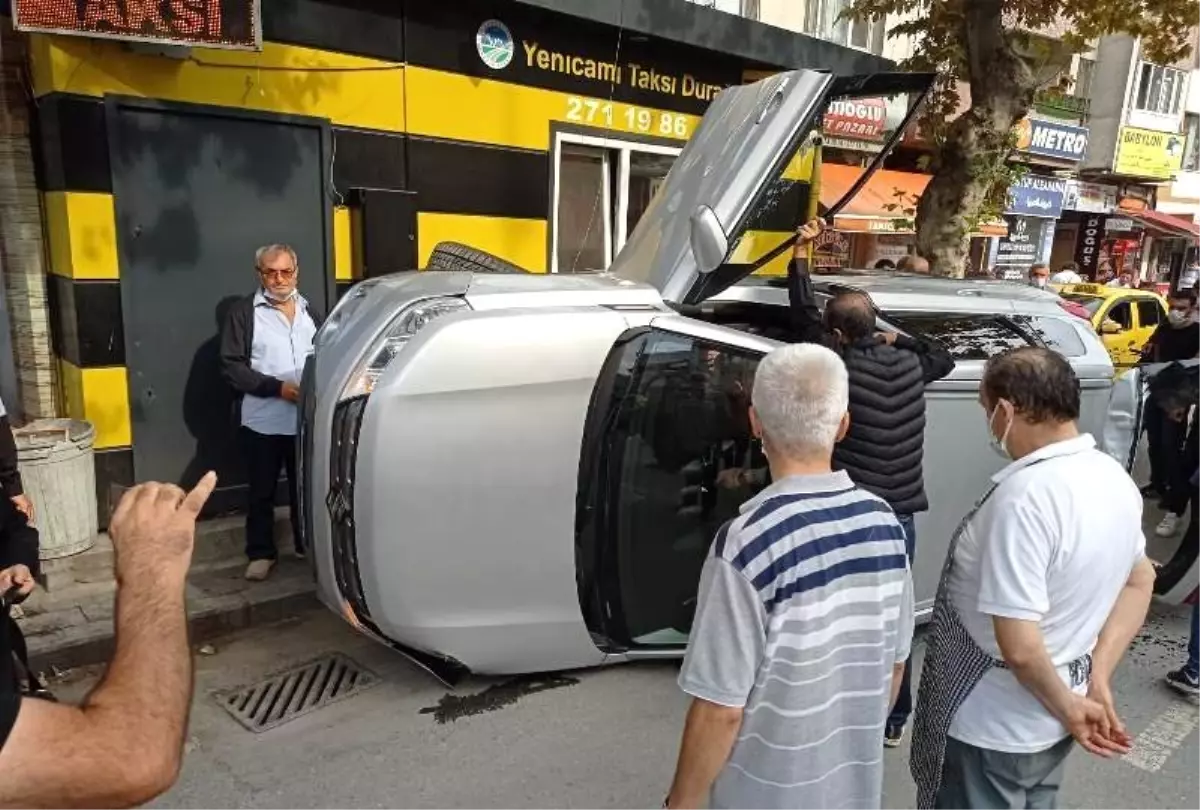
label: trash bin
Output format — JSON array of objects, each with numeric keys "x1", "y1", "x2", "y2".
[{"x1": 15, "y1": 419, "x2": 98, "y2": 559}]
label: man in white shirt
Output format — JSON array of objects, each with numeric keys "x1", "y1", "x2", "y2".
[
  {"x1": 1049, "y1": 262, "x2": 1084, "y2": 285},
  {"x1": 220, "y1": 245, "x2": 322, "y2": 581},
  {"x1": 911, "y1": 347, "x2": 1154, "y2": 809}
]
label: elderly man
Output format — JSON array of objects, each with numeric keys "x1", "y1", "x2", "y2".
[
  {"x1": 912, "y1": 347, "x2": 1152, "y2": 809},
  {"x1": 665, "y1": 343, "x2": 914, "y2": 810},
  {"x1": 220, "y1": 245, "x2": 323, "y2": 581}
]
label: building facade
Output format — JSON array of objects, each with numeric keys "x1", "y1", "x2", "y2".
[{"x1": 0, "y1": 0, "x2": 884, "y2": 520}]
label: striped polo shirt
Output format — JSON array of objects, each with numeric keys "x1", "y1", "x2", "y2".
[{"x1": 678, "y1": 471, "x2": 914, "y2": 810}]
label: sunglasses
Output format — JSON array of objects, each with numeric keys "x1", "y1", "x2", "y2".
[{"x1": 258, "y1": 267, "x2": 297, "y2": 280}]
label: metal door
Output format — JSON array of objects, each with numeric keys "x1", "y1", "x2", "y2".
[{"x1": 109, "y1": 99, "x2": 332, "y2": 510}]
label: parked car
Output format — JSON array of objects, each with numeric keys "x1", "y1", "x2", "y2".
[
  {"x1": 1055, "y1": 282, "x2": 1168, "y2": 367},
  {"x1": 300, "y1": 70, "x2": 1196, "y2": 681}
]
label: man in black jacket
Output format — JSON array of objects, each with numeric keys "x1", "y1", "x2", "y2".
[
  {"x1": 0, "y1": 397, "x2": 40, "y2": 702},
  {"x1": 790, "y1": 220, "x2": 955, "y2": 747},
  {"x1": 220, "y1": 244, "x2": 323, "y2": 581}
]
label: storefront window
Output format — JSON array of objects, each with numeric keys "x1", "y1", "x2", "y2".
[{"x1": 552, "y1": 135, "x2": 681, "y2": 273}]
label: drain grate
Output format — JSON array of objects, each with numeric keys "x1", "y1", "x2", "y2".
[{"x1": 216, "y1": 653, "x2": 379, "y2": 732}]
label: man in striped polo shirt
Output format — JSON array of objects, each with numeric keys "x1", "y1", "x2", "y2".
[{"x1": 665, "y1": 343, "x2": 914, "y2": 810}]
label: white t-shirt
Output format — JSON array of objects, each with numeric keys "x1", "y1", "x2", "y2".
[
  {"x1": 1050, "y1": 270, "x2": 1083, "y2": 284},
  {"x1": 946, "y1": 434, "x2": 1145, "y2": 754}
]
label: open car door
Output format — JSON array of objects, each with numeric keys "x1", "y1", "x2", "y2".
[{"x1": 608, "y1": 70, "x2": 936, "y2": 306}]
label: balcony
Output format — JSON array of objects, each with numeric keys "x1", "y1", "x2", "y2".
[{"x1": 1033, "y1": 90, "x2": 1090, "y2": 122}]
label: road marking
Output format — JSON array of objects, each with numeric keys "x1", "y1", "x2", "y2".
[{"x1": 1122, "y1": 703, "x2": 1200, "y2": 773}]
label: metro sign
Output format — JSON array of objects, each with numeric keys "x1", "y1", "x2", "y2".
[{"x1": 14, "y1": 0, "x2": 261, "y2": 50}]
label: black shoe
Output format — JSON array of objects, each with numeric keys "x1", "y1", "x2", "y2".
[
  {"x1": 884, "y1": 723, "x2": 904, "y2": 748},
  {"x1": 1165, "y1": 667, "x2": 1200, "y2": 698}
]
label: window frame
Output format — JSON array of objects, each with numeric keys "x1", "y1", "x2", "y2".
[
  {"x1": 1183, "y1": 113, "x2": 1200, "y2": 173},
  {"x1": 1105, "y1": 299, "x2": 1134, "y2": 331},
  {"x1": 1134, "y1": 63, "x2": 1187, "y2": 116},
  {"x1": 802, "y1": 0, "x2": 883, "y2": 54},
  {"x1": 549, "y1": 131, "x2": 682, "y2": 274},
  {"x1": 1136, "y1": 298, "x2": 1164, "y2": 330}
]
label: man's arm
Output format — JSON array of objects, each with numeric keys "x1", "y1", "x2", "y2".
[
  {"x1": 1087, "y1": 556, "x2": 1155, "y2": 733},
  {"x1": 0, "y1": 416, "x2": 22, "y2": 500},
  {"x1": 0, "y1": 474, "x2": 217, "y2": 808},
  {"x1": 668, "y1": 699, "x2": 744, "y2": 809},
  {"x1": 219, "y1": 301, "x2": 283, "y2": 398},
  {"x1": 668, "y1": 556, "x2": 764, "y2": 808},
  {"x1": 893, "y1": 333, "x2": 955, "y2": 384},
  {"x1": 786, "y1": 220, "x2": 832, "y2": 346}
]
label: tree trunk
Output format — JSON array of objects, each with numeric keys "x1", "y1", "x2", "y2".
[{"x1": 914, "y1": 0, "x2": 1038, "y2": 277}]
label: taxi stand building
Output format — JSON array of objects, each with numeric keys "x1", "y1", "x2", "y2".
[{"x1": 0, "y1": 0, "x2": 886, "y2": 521}]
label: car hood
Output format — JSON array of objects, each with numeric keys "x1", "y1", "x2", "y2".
[{"x1": 609, "y1": 70, "x2": 936, "y2": 306}]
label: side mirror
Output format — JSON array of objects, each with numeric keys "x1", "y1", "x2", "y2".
[
  {"x1": 1101, "y1": 319, "x2": 1123, "y2": 335},
  {"x1": 690, "y1": 206, "x2": 729, "y2": 274}
]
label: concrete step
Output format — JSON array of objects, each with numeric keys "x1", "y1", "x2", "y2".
[{"x1": 25, "y1": 557, "x2": 320, "y2": 674}]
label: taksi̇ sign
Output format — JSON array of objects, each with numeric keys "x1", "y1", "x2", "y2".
[
  {"x1": 1013, "y1": 117, "x2": 1090, "y2": 162},
  {"x1": 1114, "y1": 126, "x2": 1186, "y2": 179},
  {"x1": 14, "y1": 0, "x2": 260, "y2": 50},
  {"x1": 1005, "y1": 174, "x2": 1067, "y2": 218},
  {"x1": 822, "y1": 98, "x2": 886, "y2": 143}
]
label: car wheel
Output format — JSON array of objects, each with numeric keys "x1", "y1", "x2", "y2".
[{"x1": 426, "y1": 242, "x2": 529, "y2": 274}]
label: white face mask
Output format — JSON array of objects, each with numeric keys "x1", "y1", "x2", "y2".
[
  {"x1": 1030, "y1": 277, "x2": 1047, "y2": 289},
  {"x1": 264, "y1": 287, "x2": 298, "y2": 303},
  {"x1": 986, "y1": 403, "x2": 1013, "y2": 460},
  {"x1": 1167, "y1": 310, "x2": 1189, "y2": 327}
]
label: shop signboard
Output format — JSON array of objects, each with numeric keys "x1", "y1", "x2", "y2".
[
  {"x1": 1013, "y1": 117, "x2": 1090, "y2": 163},
  {"x1": 1114, "y1": 126, "x2": 1186, "y2": 179},
  {"x1": 1063, "y1": 180, "x2": 1117, "y2": 214},
  {"x1": 822, "y1": 98, "x2": 886, "y2": 142},
  {"x1": 813, "y1": 228, "x2": 852, "y2": 269},
  {"x1": 1073, "y1": 213, "x2": 1108, "y2": 276},
  {"x1": 14, "y1": 0, "x2": 261, "y2": 49},
  {"x1": 996, "y1": 215, "x2": 1047, "y2": 266},
  {"x1": 1005, "y1": 174, "x2": 1067, "y2": 218}
]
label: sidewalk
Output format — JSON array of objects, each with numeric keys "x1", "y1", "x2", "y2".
[{"x1": 18, "y1": 511, "x2": 319, "y2": 672}]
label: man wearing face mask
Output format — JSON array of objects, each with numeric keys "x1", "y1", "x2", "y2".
[
  {"x1": 1028, "y1": 264, "x2": 1092, "y2": 324},
  {"x1": 220, "y1": 244, "x2": 323, "y2": 581},
  {"x1": 1140, "y1": 290, "x2": 1199, "y2": 536},
  {"x1": 785, "y1": 219, "x2": 954, "y2": 748},
  {"x1": 911, "y1": 347, "x2": 1152, "y2": 809}
]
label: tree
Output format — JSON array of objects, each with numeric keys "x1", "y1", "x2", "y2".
[{"x1": 845, "y1": 0, "x2": 1195, "y2": 276}]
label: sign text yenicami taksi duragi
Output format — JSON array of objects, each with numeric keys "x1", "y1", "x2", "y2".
[{"x1": 522, "y1": 41, "x2": 725, "y2": 102}]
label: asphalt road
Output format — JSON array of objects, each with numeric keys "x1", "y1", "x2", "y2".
[{"x1": 49, "y1": 600, "x2": 1198, "y2": 809}]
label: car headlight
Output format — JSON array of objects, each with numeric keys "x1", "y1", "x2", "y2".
[{"x1": 339, "y1": 296, "x2": 470, "y2": 401}]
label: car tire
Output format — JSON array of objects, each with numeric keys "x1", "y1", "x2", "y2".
[{"x1": 426, "y1": 242, "x2": 528, "y2": 274}]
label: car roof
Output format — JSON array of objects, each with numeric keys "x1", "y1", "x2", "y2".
[
  {"x1": 1055, "y1": 282, "x2": 1164, "y2": 300},
  {"x1": 725, "y1": 271, "x2": 1068, "y2": 315}
]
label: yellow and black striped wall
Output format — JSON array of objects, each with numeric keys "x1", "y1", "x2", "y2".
[{"x1": 25, "y1": 0, "x2": 883, "y2": 520}]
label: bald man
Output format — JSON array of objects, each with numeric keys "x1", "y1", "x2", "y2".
[{"x1": 788, "y1": 220, "x2": 954, "y2": 747}]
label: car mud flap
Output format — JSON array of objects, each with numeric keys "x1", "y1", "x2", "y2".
[{"x1": 1109, "y1": 360, "x2": 1200, "y2": 605}]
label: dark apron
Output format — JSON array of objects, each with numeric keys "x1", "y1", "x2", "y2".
[{"x1": 909, "y1": 469, "x2": 1090, "y2": 808}]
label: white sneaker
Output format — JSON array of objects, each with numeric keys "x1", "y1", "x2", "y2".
[
  {"x1": 1155, "y1": 513, "x2": 1180, "y2": 537},
  {"x1": 245, "y1": 559, "x2": 276, "y2": 581}
]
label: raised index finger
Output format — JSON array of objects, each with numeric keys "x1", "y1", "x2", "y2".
[{"x1": 180, "y1": 471, "x2": 218, "y2": 516}]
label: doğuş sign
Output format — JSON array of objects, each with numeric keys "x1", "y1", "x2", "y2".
[
  {"x1": 14, "y1": 0, "x2": 261, "y2": 50},
  {"x1": 823, "y1": 98, "x2": 886, "y2": 143}
]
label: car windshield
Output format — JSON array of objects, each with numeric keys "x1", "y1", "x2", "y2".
[{"x1": 1060, "y1": 294, "x2": 1104, "y2": 317}]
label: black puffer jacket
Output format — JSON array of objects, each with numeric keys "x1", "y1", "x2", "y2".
[
  {"x1": 787, "y1": 259, "x2": 954, "y2": 514},
  {"x1": 837, "y1": 339, "x2": 931, "y2": 513}
]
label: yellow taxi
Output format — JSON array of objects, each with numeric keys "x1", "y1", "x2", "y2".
[{"x1": 1054, "y1": 283, "x2": 1168, "y2": 366}]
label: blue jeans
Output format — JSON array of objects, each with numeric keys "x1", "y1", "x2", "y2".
[
  {"x1": 888, "y1": 513, "x2": 917, "y2": 729},
  {"x1": 1187, "y1": 604, "x2": 1198, "y2": 681}
]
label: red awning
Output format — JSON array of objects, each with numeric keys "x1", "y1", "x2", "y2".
[{"x1": 1128, "y1": 209, "x2": 1200, "y2": 240}]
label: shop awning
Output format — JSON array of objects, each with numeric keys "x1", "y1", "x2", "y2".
[
  {"x1": 818, "y1": 164, "x2": 1007, "y2": 236},
  {"x1": 1127, "y1": 209, "x2": 1200, "y2": 240}
]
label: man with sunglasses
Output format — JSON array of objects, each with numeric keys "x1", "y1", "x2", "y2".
[{"x1": 220, "y1": 244, "x2": 323, "y2": 581}]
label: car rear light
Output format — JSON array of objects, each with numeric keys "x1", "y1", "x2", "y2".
[{"x1": 338, "y1": 296, "x2": 470, "y2": 401}]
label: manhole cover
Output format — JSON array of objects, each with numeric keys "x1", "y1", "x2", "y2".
[{"x1": 216, "y1": 653, "x2": 379, "y2": 732}]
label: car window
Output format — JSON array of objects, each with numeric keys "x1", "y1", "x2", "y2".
[
  {"x1": 1106, "y1": 300, "x2": 1133, "y2": 330},
  {"x1": 1060, "y1": 294, "x2": 1104, "y2": 317},
  {"x1": 884, "y1": 313, "x2": 1033, "y2": 360},
  {"x1": 581, "y1": 329, "x2": 763, "y2": 648},
  {"x1": 1010, "y1": 315, "x2": 1088, "y2": 358},
  {"x1": 1137, "y1": 299, "x2": 1163, "y2": 329}
]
